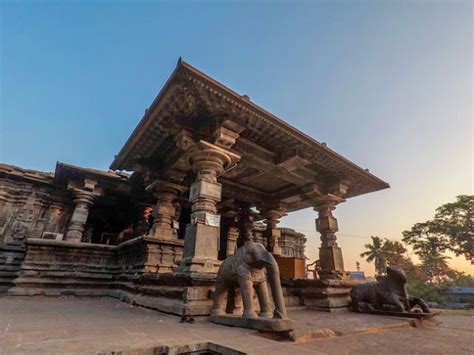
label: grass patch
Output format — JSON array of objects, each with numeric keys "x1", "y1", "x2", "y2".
[{"x1": 436, "y1": 309, "x2": 474, "y2": 317}]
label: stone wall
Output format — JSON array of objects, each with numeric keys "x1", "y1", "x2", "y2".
[
  {"x1": 8, "y1": 237, "x2": 326, "y2": 316},
  {"x1": 280, "y1": 228, "x2": 306, "y2": 259},
  {"x1": 0, "y1": 165, "x2": 73, "y2": 291},
  {"x1": 8, "y1": 238, "x2": 218, "y2": 316},
  {"x1": 117, "y1": 237, "x2": 184, "y2": 274},
  {"x1": 0, "y1": 246, "x2": 25, "y2": 292},
  {"x1": 9, "y1": 239, "x2": 119, "y2": 297},
  {"x1": 0, "y1": 165, "x2": 72, "y2": 248}
]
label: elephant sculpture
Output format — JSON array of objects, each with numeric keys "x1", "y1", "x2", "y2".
[
  {"x1": 350, "y1": 266, "x2": 430, "y2": 313},
  {"x1": 210, "y1": 240, "x2": 288, "y2": 319}
]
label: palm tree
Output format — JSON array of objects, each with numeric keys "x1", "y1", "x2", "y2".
[{"x1": 360, "y1": 236, "x2": 390, "y2": 276}]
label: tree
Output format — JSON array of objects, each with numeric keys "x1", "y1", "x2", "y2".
[
  {"x1": 403, "y1": 224, "x2": 455, "y2": 284},
  {"x1": 407, "y1": 279, "x2": 445, "y2": 304},
  {"x1": 432, "y1": 195, "x2": 473, "y2": 262},
  {"x1": 439, "y1": 272, "x2": 474, "y2": 288},
  {"x1": 383, "y1": 240, "x2": 407, "y2": 266},
  {"x1": 403, "y1": 195, "x2": 473, "y2": 263},
  {"x1": 360, "y1": 236, "x2": 392, "y2": 276}
]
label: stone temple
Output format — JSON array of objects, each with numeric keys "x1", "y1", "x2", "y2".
[{"x1": 0, "y1": 59, "x2": 389, "y2": 315}]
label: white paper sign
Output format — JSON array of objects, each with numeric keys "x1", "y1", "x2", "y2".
[{"x1": 205, "y1": 214, "x2": 220, "y2": 227}]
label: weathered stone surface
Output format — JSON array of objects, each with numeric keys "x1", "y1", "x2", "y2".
[
  {"x1": 283, "y1": 278, "x2": 352, "y2": 311},
  {"x1": 280, "y1": 228, "x2": 306, "y2": 259},
  {"x1": 0, "y1": 246, "x2": 25, "y2": 292},
  {"x1": 209, "y1": 314, "x2": 294, "y2": 332},
  {"x1": 351, "y1": 266, "x2": 431, "y2": 314},
  {"x1": 0, "y1": 164, "x2": 72, "y2": 248},
  {"x1": 7, "y1": 238, "x2": 216, "y2": 316}
]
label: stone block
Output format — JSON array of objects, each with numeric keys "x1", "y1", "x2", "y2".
[
  {"x1": 183, "y1": 223, "x2": 219, "y2": 260},
  {"x1": 304, "y1": 296, "x2": 350, "y2": 309},
  {"x1": 189, "y1": 180, "x2": 222, "y2": 202},
  {"x1": 319, "y1": 246, "x2": 344, "y2": 272}
]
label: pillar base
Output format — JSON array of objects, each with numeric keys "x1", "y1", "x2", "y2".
[
  {"x1": 319, "y1": 246, "x2": 345, "y2": 275},
  {"x1": 149, "y1": 227, "x2": 178, "y2": 241},
  {"x1": 290, "y1": 279, "x2": 351, "y2": 312},
  {"x1": 64, "y1": 231, "x2": 83, "y2": 243},
  {"x1": 180, "y1": 223, "x2": 221, "y2": 274},
  {"x1": 179, "y1": 257, "x2": 221, "y2": 274}
]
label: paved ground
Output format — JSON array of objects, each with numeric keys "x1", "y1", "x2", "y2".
[{"x1": 0, "y1": 296, "x2": 472, "y2": 354}]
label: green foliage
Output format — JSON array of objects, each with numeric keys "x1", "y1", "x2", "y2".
[
  {"x1": 439, "y1": 272, "x2": 474, "y2": 288},
  {"x1": 433, "y1": 195, "x2": 473, "y2": 261},
  {"x1": 403, "y1": 195, "x2": 473, "y2": 263},
  {"x1": 360, "y1": 236, "x2": 389, "y2": 275},
  {"x1": 360, "y1": 236, "x2": 410, "y2": 276},
  {"x1": 361, "y1": 196, "x2": 472, "y2": 285},
  {"x1": 407, "y1": 279, "x2": 445, "y2": 303},
  {"x1": 402, "y1": 195, "x2": 473, "y2": 283}
]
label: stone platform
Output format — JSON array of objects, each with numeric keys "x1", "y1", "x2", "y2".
[
  {"x1": 209, "y1": 314, "x2": 294, "y2": 332},
  {"x1": 1, "y1": 296, "x2": 467, "y2": 354}
]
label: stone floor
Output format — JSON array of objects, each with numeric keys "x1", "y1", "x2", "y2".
[{"x1": 0, "y1": 296, "x2": 472, "y2": 354}]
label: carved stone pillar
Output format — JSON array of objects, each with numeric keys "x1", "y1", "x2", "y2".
[
  {"x1": 313, "y1": 194, "x2": 345, "y2": 279},
  {"x1": 148, "y1": 180, "x2": 185, "y2": 241},
  {"x1": 180, "y1": 141, "x2": 240, "y2": 274},
  {"x1": 262, "y1": 208, "x2": 286, "y2": 256},
  {"x1": 65, "y1": 190, "x2": 96, "y2": 242},
  {"x1": 136, "y1": 203, "x2": 153, "y2": 237},
  {"x1": 226, "y1": 226, "x2": 239, "y2": 256}
]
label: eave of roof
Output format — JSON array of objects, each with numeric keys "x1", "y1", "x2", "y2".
[
  {"x1": 54, "y1": 162, "x2": 129, "y2": 187},
  {"x1": 0, "y1": 163, "x2": 54, "y2": 185},
  {"x1": 110, "y1": 58, "x2": 389, "y2": 193}
]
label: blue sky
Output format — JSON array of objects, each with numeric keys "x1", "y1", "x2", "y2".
[{"x1": 1, "y1": 0, "x2": 472, "y2": 274}]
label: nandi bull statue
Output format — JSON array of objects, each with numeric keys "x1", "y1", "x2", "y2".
[
  {"x1": 209, "y1": 220, "x2": 292, "y2": 331},
  {"x1": 350, "y1": 265, "x2": 430, "y2": 314}
]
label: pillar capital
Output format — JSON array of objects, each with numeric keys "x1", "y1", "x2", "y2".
[
  {"x1": 135, "y1": 202, "x2": 154, "y2": 237},
  {"x1": 147, "y1": 179, "x2": 186, "y2": 241},
  {"x1": 65, "y1": 187, "x2": 101, "y2": 243},
  {"x1": 189, "y1": 140, "x2": 240, "y2": 183},
  {"x1": 147, "y1": 179, "x2": 187, "y2": 195},
  {"x1": 312, "y1": 194, "x2": 345, "y2": 212},
  {"x1": 69, "y1": 189, "x2": 97, "y2": 206},
  {"x1": 261, "y1": 207, "x2": 287, "y2": 226},
  {"x1": 260, "y1": 206, "x2": 287, "y2": 256}
]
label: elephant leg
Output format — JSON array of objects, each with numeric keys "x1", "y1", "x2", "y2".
[
  {"x1": 210, "y1": 281, "x2": 227, "y2": 316},
  {"x1": 239, "y1": 277, "x2": 257, "y2": 319},
  {"x1": 225, "y1": 287, "x2": 236, "y2": 314},
  {"x1": 255, "y1": 281, "x2": 272, "y2": 318},
  {"x1": 233, "y1": 288, "x2": 243, "y2": 315}
]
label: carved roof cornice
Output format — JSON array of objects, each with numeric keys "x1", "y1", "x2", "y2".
[
  {"x1": 110, "y1": 58, "x2": 389, "y2": 201},
  {"x1": 0, "y1": 163, "x2": 54, "y2": 186},
  {"x1": 54, "y1": 162, "x2": 130, "y2": 195}
]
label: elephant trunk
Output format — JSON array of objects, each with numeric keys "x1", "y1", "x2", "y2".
[{"x1": 263, "y1": 252, "x2": 287, "y2": 319}]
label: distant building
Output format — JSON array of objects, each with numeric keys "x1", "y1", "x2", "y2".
[
  {"x1": 439, "y1": 287, "x2": 474, "y2": 307},
  {"x1": 347, "y1": 271, "x2": 367, "y2": 283}
]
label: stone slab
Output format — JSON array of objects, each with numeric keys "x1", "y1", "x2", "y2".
[
  {"x1": 209, "y1": 314, "x2": 294, "y2": 332},
  {"x1": 0, "y1": 297, "x2": 463, "y2": 354}
]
